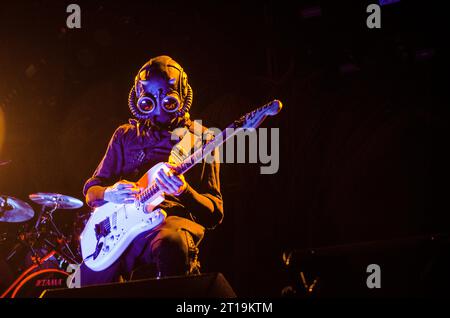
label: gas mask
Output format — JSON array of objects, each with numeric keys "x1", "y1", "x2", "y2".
[{"x1": 128, "y1": 56, "x2": 193, "y2": 127}]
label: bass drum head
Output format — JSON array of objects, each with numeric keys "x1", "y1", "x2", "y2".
[{"x1": 11, "y1": 268, "x2": 69, "y2": 298}]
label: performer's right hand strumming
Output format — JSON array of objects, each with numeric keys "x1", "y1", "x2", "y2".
[{"x1": 103, "y1": 180, "x2": 140, "y2": 204}]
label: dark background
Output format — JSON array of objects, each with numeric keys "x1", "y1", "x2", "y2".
[{"x1": 0, "y1": 0, "x2": 445, "y2": 296}]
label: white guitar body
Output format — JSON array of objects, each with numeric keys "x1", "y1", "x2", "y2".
[{"x1": 80, "y1": 162, "x2": 170, "y2": 272}]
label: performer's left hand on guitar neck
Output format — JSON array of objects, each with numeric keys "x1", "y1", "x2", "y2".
[{"x1": 155, "y1": 163, "x2": 187, "y2": 197}]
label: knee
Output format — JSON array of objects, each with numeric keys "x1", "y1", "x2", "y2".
[
  {"x1": 154, "y1": 230, "x2": 188, "y2": 257},
  {"x1": 150, "y1": 230, "x2": 200, "y2": 277}
]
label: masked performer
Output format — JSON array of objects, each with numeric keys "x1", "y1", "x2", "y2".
[{"x1": 80, "y1": 56, "x2": 223, "y2": 286}]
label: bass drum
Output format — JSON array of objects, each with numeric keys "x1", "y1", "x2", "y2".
[{"x1": 11, "y1": 268, "x2": 69, "y2": 298}]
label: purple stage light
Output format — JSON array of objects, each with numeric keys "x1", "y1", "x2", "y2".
[{"x1": 379, "y1": 0, "x2": 401, "y2": 6}]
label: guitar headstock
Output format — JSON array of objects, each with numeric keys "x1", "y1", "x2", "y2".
[{"x1": 234, "y1": 100, "x2": 283, "y2": 129}]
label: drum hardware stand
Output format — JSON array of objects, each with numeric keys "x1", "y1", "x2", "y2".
[
  {"x1": 33, "y1": 202, "x2": 79, "y2": 265},
  {"x1": 1, "y1": 208, "x2": 78, "y2": 298},
  {"x1": 1, "y1": 192, "x2": 83, "y2": 297}
]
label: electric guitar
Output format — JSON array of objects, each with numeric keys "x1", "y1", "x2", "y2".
[{"x1": 80, "y1": 100, "x2": 283, "y2": 271}]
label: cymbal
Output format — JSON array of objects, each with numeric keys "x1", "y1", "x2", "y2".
[
  {"x1": 29, "y1": 193, "x2": 83, "y2": 210},
  {"x1": 0, "y1": 196, "x2": 35, "y2": 223}
]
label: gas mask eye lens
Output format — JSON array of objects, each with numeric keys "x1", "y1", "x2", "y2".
[
  {"x1": 161, "y1": 96, "x2": 180, "y2": 113},
  {"x1": 137, "y1": 96, "x2": 155, "y2": 113}
]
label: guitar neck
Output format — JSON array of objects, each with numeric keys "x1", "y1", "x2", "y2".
[
  {"x1": 137, "y1": 100, "x2": 281, "y2": 203},
  {"x1": 174, "y1": 100, "x2": 281, "y2": 175},
  {"x1": 173, "y1": 123, "x2": 237, "y2": 175}
]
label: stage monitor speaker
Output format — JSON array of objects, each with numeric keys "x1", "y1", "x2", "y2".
[
  {"x1": 40, "y1": 272, "x2": 236, "y2": 298},
  {"x1": 283, "y1": 234, "x2": 450, "y2": 298}
]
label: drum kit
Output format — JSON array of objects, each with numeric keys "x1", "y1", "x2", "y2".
[{"x1": 0, "y1": 160, "x2": 85, "y2": 297}]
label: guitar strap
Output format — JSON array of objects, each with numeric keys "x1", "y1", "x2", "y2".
[
  {"x1": 167, "y1": 120, "x2": 215, "y2": 248},
  {"x1": 169, "y1": 120, "x2": 210, "y2": 165}
]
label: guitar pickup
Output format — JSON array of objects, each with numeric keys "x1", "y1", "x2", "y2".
[{"x1": 95, "y1": 217, "x2": 111, "y2": 239}]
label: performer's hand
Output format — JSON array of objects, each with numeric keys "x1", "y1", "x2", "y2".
[
  {"x1": 104, "y1": 180, "x2": 140, "y2": 204},
  {"x1": 155, "y1": 163, "x2": 187, "y2": 196}
]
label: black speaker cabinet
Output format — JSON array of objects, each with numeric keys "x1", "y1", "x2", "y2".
[
  {"x1": 283, "y1": 234, "x2": 450, "y2": 298},
  {"x1": 40, "y1": 272, "x2": 236, "y2": 298}
]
